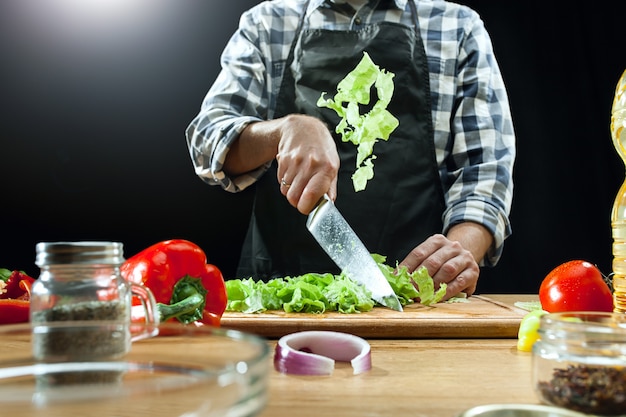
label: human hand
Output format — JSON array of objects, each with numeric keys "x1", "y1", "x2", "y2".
[
  {"x1": 399, "y1": 234, "x2": 480, "y2": 300},
  {"x1": 275, "y1": 114, "x2": 340, "y2": 214}
]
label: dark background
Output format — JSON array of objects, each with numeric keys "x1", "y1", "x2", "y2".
[{"x1": 1, "y1": 1, "x2": 624, "y2": 294}]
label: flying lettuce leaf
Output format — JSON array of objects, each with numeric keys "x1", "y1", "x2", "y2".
[{"x1": 317, "y1": 52, "x2": 399, "y2": 192}]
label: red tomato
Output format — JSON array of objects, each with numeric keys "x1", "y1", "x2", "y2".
[{"x1": 539, "y1": 260, "x2": 614, "y2": 313}]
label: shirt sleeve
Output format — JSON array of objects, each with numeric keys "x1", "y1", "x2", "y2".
[
  {"x1": 440, "y1": 11, "x2": 516, "y2": 267},
  {"x1": 185, "y1": 8, "x2": 272, "y2": 193}
]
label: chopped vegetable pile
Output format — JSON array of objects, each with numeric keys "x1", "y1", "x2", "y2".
[{"x1": 225, "y1": 254, "x2": 446, "y2": 314}]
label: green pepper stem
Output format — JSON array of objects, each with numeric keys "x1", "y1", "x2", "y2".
[{"x1": 157, "y1": 293, "x2": 204, "y2": 324}]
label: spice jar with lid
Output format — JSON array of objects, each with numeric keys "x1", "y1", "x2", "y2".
[
  {"x1": 30, "y1": 241, "x2": 158, "y2": 365},
  {"x1": 532, "y1": 311, "x2": 626, "y2": 416}
]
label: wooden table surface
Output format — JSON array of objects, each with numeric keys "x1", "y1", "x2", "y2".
[
  {"x1": 260, "y1": 294, "x2": 540, "y2": 417},
  {"x1": 0, "y1": 294, "x2": 541, "y2": 417}
]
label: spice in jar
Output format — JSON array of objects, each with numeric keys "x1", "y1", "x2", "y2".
[
  {"x1": 537, "y1": 364, "x2": 626, "y2": 416},
  {"x1": 533, "y1": 311, "x2": 626, "y2": 417},
  {"x1": 31, "y1": 300, "x2": 130, "y2": 361},
  {"x1": 32, "y1": 300, "x2": 130, "y2": 386}
]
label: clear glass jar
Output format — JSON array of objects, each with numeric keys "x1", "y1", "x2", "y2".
[
  {"x1": 532, "y1": 312, "x2": 626, "y2": 416},
  {"x1": 30, "y1": 241, "x2": 158, "y2": 365}
]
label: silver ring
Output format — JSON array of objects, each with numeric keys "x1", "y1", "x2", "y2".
[{"x1": 281, "y1": 178, "x2": 291, "y2": 188}]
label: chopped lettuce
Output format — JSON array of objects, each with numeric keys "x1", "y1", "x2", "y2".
[
  {"x1": 513, "y1": 300, "x2": 543, "y2": 312},
  {"x1": 226, "y1": 272, "x2": 373, "y2": 314},
  {"x1": 324, "y1": 274, "x2": 375, "y2": 313},
  {"x1": 317, "y1": 52, "x2": 399, "y2": 192},
  {"x1": 225, "y1": 254, "x2": 446, "y2": 314},
  {"x1": 225, "y1": 277, "x2": 279, "y2": 313},
  {"x1": 374, "y1": 254, "x2": 447, "y2": 307}
]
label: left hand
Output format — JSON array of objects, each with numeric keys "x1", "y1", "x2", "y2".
[{"x1": 399, "y1": 233, "x2": 482, "y2": 301}]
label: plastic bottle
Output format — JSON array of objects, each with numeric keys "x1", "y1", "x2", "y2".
[{"x1": 610, "y1": 69, "x2": 626, "y2": 313}]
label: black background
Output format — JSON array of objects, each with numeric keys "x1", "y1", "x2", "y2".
[{"x1": 1, "y1": 1, "x2": 624, "y2": 294}]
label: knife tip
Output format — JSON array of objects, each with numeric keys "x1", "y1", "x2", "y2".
[{"x1": 381, "y1": 295, "x2": 403, "y2": 312}]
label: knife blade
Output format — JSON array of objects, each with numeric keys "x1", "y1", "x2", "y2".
[{"x1": 306, "y1": 194, "x2": 403, "y2": 312}]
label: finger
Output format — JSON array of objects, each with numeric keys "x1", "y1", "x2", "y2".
[
  {"x1": 326, "y1": 175, "x2": 338, "y2": 202},
  {"x1": 275, "y1": 153, "x2": 284, "y2": 179},
  {"x1": 276, "y1": 154, "x2": 289, "y2": 194},
  {"x1": 296, "y1": 173, "x2": 333, "y2": 214},
  {"x1": 441, "y1": 270, "x2": 478, "y2": 299},
  {"x1": 431, "y1": 252, "x2": 479, "y2": 300},
  {"x1": 283, "y1": 175, "x2": 306, "y2": 208},
  {"x1": 279, "y1": 176, "x2": 293, "y2": 195},
  {"x1": 399, "y1": 234, "x2": 448, "y2": 274}
]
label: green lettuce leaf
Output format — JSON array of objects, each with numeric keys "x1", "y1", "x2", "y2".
[
  {"x1": 282, "y1": 286, "x2": 327, "y2": 313},
  {"x1": 225, "y1": 254, "x2": 445, "y2": 314},
  {"x1": 317, "y1": 52, "x2": 399, "y2": 192},
  {"x1": 278, "y1": 276, "x2": 327, "y2": 313},
  {"x1": 225, "y1": 278, "x2": 270, "y2": 313},
  {"x1": 374, "y1": 254, "x2": 446, "y2": 306},
  {"x1": 352, "y1": 157, "x2": 375, "y2": 193},
  {"x1": 324, "y1": 274, "x2": 375, "y2": 313}
]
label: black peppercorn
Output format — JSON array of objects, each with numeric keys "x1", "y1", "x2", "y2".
[{"x1": 538, "y1": 364, "x2": 626, "y2": 416}]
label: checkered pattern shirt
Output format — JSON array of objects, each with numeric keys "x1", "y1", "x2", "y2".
[{"x1": 185, "y1": 0, "x2": 515, "y2": 266}]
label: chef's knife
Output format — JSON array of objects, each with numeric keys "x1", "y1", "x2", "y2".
[{"x1": 306, "y1": 194, "x2": 403, "y2": 312}]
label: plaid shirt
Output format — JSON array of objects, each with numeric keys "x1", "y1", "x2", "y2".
[{"x1": 186, "y1": 0, "x2": 515, "y2": 266}]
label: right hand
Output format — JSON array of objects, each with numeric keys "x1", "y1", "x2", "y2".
[{"x1": 275, "y1": 114, "x2": 340, "y2": 214}]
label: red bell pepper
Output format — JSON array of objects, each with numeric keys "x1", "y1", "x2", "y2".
[
  {"x1": 120, "y1": 239, "x2": 227, "y2": 327},
  {"x1": 0, "y1": 269, "x2": 36, "y2": 324},
  {"x1": 0, "y1": 299, "x2": 30, "y2": 324}
]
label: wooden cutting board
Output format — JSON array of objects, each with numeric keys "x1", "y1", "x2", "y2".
[{"x1": 220, "y1": 295, "x2": 532, "y2": 339}]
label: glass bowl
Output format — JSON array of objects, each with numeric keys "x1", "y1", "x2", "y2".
[
  {"x1": 456, "y1": 403, "x2": 590, "y2": 417},
  {"x1": 0, "y1": 321, "x2": 270, "y2": 417}
]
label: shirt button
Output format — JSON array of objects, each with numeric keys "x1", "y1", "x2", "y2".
[{"x1": 354, "y1": 17, "x2": 362, "y2": 25}]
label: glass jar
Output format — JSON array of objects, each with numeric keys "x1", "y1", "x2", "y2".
[
  {"x1": 532, "y1": 312, "x2": 626, "y2": 416},
  {"x1": 30, "y1": 241, "x2": 158, "y2": 364}
]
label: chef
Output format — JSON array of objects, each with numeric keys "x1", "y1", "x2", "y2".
[{"x1": 185, "y1": 0, "x2": 515, "y2": 300}]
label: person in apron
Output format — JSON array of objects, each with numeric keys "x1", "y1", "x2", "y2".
[{"x1": 187, "y1": 0, "x2": 515, "y2": 300}]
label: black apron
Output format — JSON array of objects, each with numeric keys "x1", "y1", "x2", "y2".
[{"x1": 237, "y1": 0, "x2": 445, "y2": 279}]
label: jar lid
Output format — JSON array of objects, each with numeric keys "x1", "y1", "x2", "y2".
[{"x1": 35, "y1": 241, "x2": 124, "y2": 266}]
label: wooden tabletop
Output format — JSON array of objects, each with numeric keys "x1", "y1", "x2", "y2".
[
  {"x1": 0, "y1": 294, "x2": 541, "y2": 417},
  {"x1": 262, "y1": 338, "x2": 537, "y2": 417},
  {"x1": 260, "y1": 294, "x2": 540, "y2": 417}
]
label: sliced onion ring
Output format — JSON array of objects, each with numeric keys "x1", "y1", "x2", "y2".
[{"x1": 274, "y1": 330, "x2": 371, "y2": 375}]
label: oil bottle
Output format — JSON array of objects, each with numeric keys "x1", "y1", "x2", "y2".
[{"x1": 610, "y1": 69, "x2": 626, "y2": 313}]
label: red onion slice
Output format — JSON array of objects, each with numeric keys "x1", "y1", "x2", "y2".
[{"x1": 274, "y1": 330, "x2": 371, "y2": 375}]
